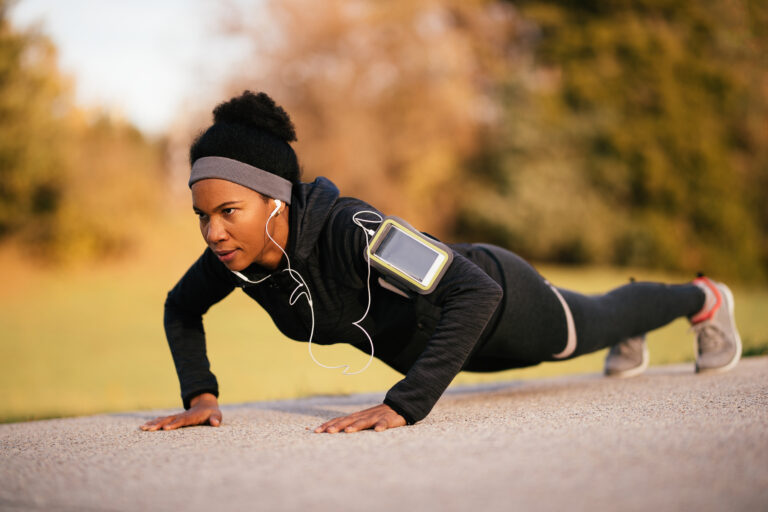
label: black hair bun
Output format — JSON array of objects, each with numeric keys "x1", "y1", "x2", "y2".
[{"x1": 212, "y1": 91, "x2": 297, "y2": 143}]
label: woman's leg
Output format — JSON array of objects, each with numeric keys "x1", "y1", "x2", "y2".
[
  {"x1": 467, "y1": 244, "x2": 706, "y2": 365},
  {"x1": 552, "y1": 281, "x2": 705, "y2": 361}
]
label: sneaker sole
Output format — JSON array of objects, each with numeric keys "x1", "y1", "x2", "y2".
[
  {"x1": 605, "y1": 346, "x2": 650, "y2": 378},
  {"x1": 695, "y1": 283, "x2": 742, "y2": 374}
]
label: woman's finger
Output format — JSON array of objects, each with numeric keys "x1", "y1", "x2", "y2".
[
  {"x1": 314, "y1": 416, "x2": 344, "y2": 433},
  {"x1": 140, "y1": 416, "x2": 166, "y2": 430},
  {"x1": 145, "y1": 414, "x2": 174, "y2": 426},
  {"x1": 209, "y1": 410, "x2": 222, "y2": 427},
  {"x1": 321, "y1": 414, "x2": 348, "y2": 428},
  {"x1": 318, "y1": 415, "x2": 357, "y2": 433},
  {"x1": 141, "y1": 416, "x2": 175, "y2": 431},
  {"x1": 162, "y1": 413, "x2": 193, "y2": 430},
  {"x1": 313, "y1": 421, "x2": 330, "y2": 433},
  {"x1": 344, "y1": 417, "x2": 376, "y2": 433},
  {"x1": 323, "y1": 419, "x2": 351, "y2": 433}
]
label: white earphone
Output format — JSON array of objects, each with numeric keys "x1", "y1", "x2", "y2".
[{"x1": 272, "y1": 199, "x2": 282, "y2": 217}]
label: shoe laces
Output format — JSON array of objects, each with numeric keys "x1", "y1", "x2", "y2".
[{"x1": 690, "y1": 321, "x2": 724, "y2": 354}]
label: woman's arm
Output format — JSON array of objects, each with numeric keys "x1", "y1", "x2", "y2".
[
  {"x1": 380, "y1": 252, "x2": 503, "y2": 423},
  {"x1": 141, "y1": 248, "x2": 237, "y2": 430},
  {"x1": 314, "y1": 202, "x2": 503, "y2": 432},
  {"x1": 164, "y1": 247, "x2": 237, "y2": 408}
]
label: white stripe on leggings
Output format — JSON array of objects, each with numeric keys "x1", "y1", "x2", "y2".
[{"x1": 547, "y1": 281, "x2": 578, "y2": 359}]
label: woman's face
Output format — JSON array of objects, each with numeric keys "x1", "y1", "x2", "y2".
[{"x1": 191, "y1": 178, "x2": 282, "y2": 271}]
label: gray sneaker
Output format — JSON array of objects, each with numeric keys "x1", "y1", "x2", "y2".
[
  {"x1": 604, "y1": 335, "x2": 649, "y2": 378},
  {"x1": 691, "y1": 280, "x2": 742, "y2": 373}
]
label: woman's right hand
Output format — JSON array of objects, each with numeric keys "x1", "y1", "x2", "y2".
[{"x1": 140, "y1": 392, "x2": 222, "y2": 431}]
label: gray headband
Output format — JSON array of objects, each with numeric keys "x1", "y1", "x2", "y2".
[{"x1": 188, "y1": 156, "x2": 293, "y2": 205}]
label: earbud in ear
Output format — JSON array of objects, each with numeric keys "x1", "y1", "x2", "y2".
[{"x1": 272, "y1": 199, "x2": 282, "y2": 217}]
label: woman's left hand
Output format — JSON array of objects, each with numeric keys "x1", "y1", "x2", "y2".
[{"x1": 314, "y1": 403, "x2": 406, "y2": 433}]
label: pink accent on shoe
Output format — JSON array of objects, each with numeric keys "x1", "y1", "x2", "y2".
[{"x1": 690, "y1": 276, "x2": 722, "y2": 324}]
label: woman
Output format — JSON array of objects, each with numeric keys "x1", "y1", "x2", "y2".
[{"x1": 140, "y1": 91, "x2": 741, "y2": 434}]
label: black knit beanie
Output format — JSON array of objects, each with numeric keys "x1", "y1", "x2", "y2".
[{"x1": 189, "y1": 91, "x2": 302, "y2": 185}]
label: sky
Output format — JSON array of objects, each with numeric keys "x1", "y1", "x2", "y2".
[{"x1": 8, "y1": 0, "x2": 255, "y2": 135}]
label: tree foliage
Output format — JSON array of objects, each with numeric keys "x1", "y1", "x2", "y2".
[
  {"x1": 0, "y1": 3, "x2": 166, "y2": 262},
  {"x1": 457, "y1": 0, "x2": 768, "y2": 280},
  {"x1": 0, "y1": 1, "x2": 67, "y2": 239}
]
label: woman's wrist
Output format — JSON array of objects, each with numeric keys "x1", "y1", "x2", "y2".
[{"x1": 190, "y1": 392, "x2": 218, "y2": 408}]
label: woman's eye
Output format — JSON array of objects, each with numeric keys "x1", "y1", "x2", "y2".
[{"x1": 222, "y1": 208, "x2": 235, "y2": 215}]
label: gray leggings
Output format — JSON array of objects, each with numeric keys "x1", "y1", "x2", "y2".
[{"x1": 461, "y1": 244, "x2": 705, "y2": 371}]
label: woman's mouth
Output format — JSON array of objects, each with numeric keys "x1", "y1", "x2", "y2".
[{"x1": 215, "y1": 249, "x2": 238, "y2": 263}]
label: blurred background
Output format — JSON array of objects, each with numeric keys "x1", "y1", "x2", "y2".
[{"x1": 1, "y1": 0, "x2": 766, "y2": 423}]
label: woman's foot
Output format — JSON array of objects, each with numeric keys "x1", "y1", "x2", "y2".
[
  {"x1": 690, "y1": 277, "x2": 742, "y2": 373},
  {"x1": 604, "y1": 335, "x2": 649, "y2": 378}
]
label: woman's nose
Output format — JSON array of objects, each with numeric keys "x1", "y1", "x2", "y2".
[{"x1": 205, "y1": 218, "x2": 229, "y2": 244}]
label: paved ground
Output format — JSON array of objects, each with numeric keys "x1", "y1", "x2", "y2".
[{"x1": 2, "y1": 357, "x2": 766, "y2": 512}]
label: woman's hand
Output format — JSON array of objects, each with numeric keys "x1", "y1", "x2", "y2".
[
  {"x1": 140, "y1": 392, "x2": 222, "y2": 431},
  {"x1": 313, "y1": 403, "x2": 406, "y2": 433}
]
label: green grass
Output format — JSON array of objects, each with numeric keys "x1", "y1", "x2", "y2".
[{"x1": 2, "y1": 228, "x2": 767, "y2": 424}]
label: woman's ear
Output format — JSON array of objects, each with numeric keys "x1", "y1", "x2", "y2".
[{"x1": 271, "y1": 199, "x2": 283, "y2": 216}]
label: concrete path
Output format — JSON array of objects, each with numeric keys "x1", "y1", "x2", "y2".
[{"x1": 2, "y1": 357, "x2": 766, "y2": 512}]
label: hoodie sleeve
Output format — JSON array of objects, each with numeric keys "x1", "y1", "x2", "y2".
[
  {"x1": 163, "y1": 247, "x2": 237, "y2": 409},
  {"x1": 382, "y1": 253, "x2": 503, "y2": 424},
  {"x1": 327, "y1": 200, "x2": 503, "y2": 424}
]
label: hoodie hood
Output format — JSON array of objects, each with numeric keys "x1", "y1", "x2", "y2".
[
  {"x1": 285, "y1": 176, "x2": 340, "y2": 262},
  {"x1": 236, "y1": 176, "x2": 339, "y2": 281},
  {"x1": 238, "y1": 176, "x2": 339, "y2": 284}
]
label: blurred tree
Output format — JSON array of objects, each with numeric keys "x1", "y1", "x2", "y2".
[
  {"x1": 0, "y1": 2, "x2": 166, "y2": 263},
  {"x1": 45, "y1": 111, "x2": 167, "y2": 261},
  {"x1": 0, "y1": 0, "x2": 69, "y2": 240},
  {"x1": 459, "y1": 0, "x2": 768, "y2": 281}
]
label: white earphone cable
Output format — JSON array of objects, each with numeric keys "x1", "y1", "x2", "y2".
[{"x1": 232, "y1": 202, "x2": 383, "y2": 375}]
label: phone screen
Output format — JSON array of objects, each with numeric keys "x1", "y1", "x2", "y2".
[{"x1": 375, "y1": 227, "x2": 439, "y2": 282}]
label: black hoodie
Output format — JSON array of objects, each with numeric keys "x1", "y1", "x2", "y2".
[{"x1": 164, "y1": 177, "x2": 503, "y2": 424}]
